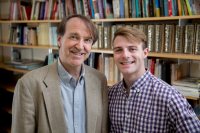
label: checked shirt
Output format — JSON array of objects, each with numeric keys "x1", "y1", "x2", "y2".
[{"x1": 109, "y1": 70, "x2": 200, "y2": 133}]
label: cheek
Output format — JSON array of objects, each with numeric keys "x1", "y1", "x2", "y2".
[{"x1": 84, "y1": 45, "x2": 92, "y2": 52}]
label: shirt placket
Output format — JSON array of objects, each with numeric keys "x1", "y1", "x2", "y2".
[{"x1": 122, "y1": 87, "x2": 140, "y2": 133}]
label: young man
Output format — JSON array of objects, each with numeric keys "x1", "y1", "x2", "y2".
[
  {"x1": 11, "y1": 15, "x2": 108, "y2": 133},
  {"x1": 109, "y1": 27, "x2": 200, "y2": 132}
]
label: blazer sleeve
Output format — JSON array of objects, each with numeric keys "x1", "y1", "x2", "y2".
[
  {"x1": 11, "y1": 78, "x2": 35, "y2": 133},
  {"x1": 102, "y1": 75, "x2": 109, "y2": 133}
]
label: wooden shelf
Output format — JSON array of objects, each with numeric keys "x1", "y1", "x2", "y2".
[
  {"x1": 91, "y1": 50, "x2": 200, "y2": 60},
  {"x1": 185, "y1": 96, "x2": 200, "y2": 101},
  {"x1": 93, "y1": 15, "x2": 200, "y2": 22},
  {"x1": 1, "y1": 15, "x2": 200, "y2": 23},
  {"x1": 1, "y1": 44, "x2": 200, "y2": 60},
  {"x1": 0, "y1": 63, "x2": 29, "y2": 74},
  {"x1": 0, "y1": 82, "x2": 15, "y2": 93},
  {"x1": 0, "y1": 20, "x2": 61, "y2": 23},
  {"x1": 91, "y1": 49, "x2": 113, "y2": 54},
  {"x1": 0, "y1": 43, "x2": 58, "y2": 50},
  {"x1": 148, "y1": 52, "x2": 200, "y2": 60}
]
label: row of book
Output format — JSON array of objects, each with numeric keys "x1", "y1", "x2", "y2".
[
  {"x1": 6, "y1": 24, "x2": 58, "y2": 46},
  {"x1": 3, "y1": 0, "x2": 200, "y2": 20},
  {"x1": 93, "y1": 24, "x2": 200, "y2": 55},
  {"x1": 85, "y1": 53, "x2": 122, "y2": 83},
  {"x1": 146, "y1": 58, "x2": 200, "y2": 99},
  {"x1": 2, "y1": 22, "x2": 200, "y2": 55}
]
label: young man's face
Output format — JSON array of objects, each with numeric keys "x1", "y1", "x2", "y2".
[
  {"x1": 58, "y1": 17, "x2": 93, "y2": 68},
  {"x1": 113, "y1": 36, "x2": 148, "y2": 78}
]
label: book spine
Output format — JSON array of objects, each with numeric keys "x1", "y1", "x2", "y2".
[
  {"x1": 174, "y1": 25, "x2": 184, "y2": 53},
  {"x1": 97, "y1": 0, "x2": 104, "y2": 18},
  {"x1": 155, "y1": 25, "x2": 164, "y2": 52},
  {"x1": 184, "y1": 25, "x2": 195, "y2": 54},
  {"x1": 119, "y1": 0, "x2": 124, "y2": 18},
  {"x1": 131, "y1": 0, "x2": 136, "y2": 17},
  {"x1": 163, "y1": 25, "x2": 174, "y2": 53},
  {"x1": 147, "y1": 25, "x2": 155, "y2": 52},
  {"x1": 195, "y1": 24, "x2": 200, "y2": 55}
]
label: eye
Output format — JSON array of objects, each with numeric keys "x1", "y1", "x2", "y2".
[
  {"x1": 84, "y1": 38, "x2": 93, "y2": 44},
  {"x1": 69, "y1": 35, "x2": 79, "y2": 41},
  {"x1": 113, "y1": 48, "x2": 122, "y2": 53},
  {"x1": 129, "y1": 47, "x2": 137, "y2": 52}
]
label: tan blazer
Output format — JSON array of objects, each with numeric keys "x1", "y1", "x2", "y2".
[{"x1": 11, "y1": 62, "x2": 108, "y2": 133}]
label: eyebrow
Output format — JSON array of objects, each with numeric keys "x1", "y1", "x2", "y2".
[
  {"x1": 113, "y1": 47, "x2": 122, "y2": 50},
  {"x1": 69, "y1": 33, "x2": 92, "y2": 39}
]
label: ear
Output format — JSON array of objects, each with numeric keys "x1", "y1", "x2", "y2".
[
  {"x1": 57, "y1": 36, "x2": 62, "y2": 48},
  {"x1": 143, "y1": 48, "x2": 149, "y2": 58}
]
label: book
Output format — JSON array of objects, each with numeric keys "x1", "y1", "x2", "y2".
[
  {"x1": 92, "y1": 0, "x2": 100, "y2": 19},
  {"x1": 184, "y1": 25, "x2": 195, "y2": 54},
  {"x1": 0, "y1": 0, "x2": 11, "y2": 20},
  {"x1": 173, "y1": 85, "x2": 200, "y2": 98},
  {"x1": 163, "y1": 24, "x2": 174, "y2": 53},
  {"x1": 97, "y1": 0, "x2": 104, "y2": 18},
  {"x1": 37, "y1": 23, "x2": 50, "y2": 45},
  {"x1": 147, "y1": 25, "x2": 155, "y2": 52},
  {"x1": 174, "y1": 25, "x2": 184, "y2": 53},
  {"x1": 65, "y1": 0, "x2": 75, "y2": 16},
  {"x1": 154, "y1": 25, "x2": 164, "y2": 52},
  {"x1": 124, "y1": 0, "x2": 129, "y2": 18},
  {"x1": 112, "y1": 0, "x2": 120, "y2": 18},
  {"x1": 195, "y1": 24, "x2": 200, "y2": 55},
  {"x1": 172, "y1": 77, "x2": 200, "y2": 89},
  {"x1": 97, "y1": 25, "x2": 103, "y2": 49},
  {"x1": 103, "y1": 26, "x2": 110, "y2": 49},
  {"x1": 104, "y1": 0, "x2": 113, "y2": 18},
  {"x1": 5, "y1": 59, "x2": 44, "y2": 70},
  {"x1": 28, "y1": 28, "x2": 37, "y2": 45}
]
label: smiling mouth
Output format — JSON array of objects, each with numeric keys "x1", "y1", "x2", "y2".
[
  {"x1": 120, "y1": 61, "x2": 135, "y2": 65},
  {"x1": 71, "y1": 51, "x2": 85, "y2": 56}
]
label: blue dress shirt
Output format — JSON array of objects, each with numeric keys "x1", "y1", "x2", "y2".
[{"x1": 58, "y1": 59, "x2": 86, "y2": 133}]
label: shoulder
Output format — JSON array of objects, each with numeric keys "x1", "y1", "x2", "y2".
[
  {"x1": 149, "y1": 73, "x2": 175, "y2": 93},
  {"x1": 18, "y1": 63, "x2": 56, "y2": 86},
  {"x1": 146, "y1": 72, "x2": 183, "y2": 102},
  {"x1": 108, "y1": 81, "x2": 122, "y2": 98},
  {"x1": 84, "y1": 65, "x2": 106, "y2": 79}
]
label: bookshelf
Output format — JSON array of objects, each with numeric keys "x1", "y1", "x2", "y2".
[{"x1": 0, "y1": 0, "x2": 200, "y2": 132}]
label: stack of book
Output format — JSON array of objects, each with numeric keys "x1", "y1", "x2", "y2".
[
  {"x1": 172, "y1": 77, "x2": 200, "y2": 99},
  {"x1": 5, "y1": 59, "x2": 44, "y2": 70}
]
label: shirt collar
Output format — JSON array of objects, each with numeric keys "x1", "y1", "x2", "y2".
[
  {"x1": 120, "y1": 70, "x2": 150, "y2": 92},
  {"x1": 57, "y1": 58, "x2": 85, "y2": 85}
]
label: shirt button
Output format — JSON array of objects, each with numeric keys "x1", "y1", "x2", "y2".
[{"x1": 125, "y1": 114, "x2": 130, "y2": 118}]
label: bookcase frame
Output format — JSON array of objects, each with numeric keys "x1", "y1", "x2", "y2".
[{"x1": 1, "y1": 15, "x2": 200, "y2": 132}]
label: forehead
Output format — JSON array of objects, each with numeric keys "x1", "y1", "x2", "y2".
[
  {"x1": 65, "y1": 18, "x2": 90, "y2": 34},
  {"x1": 113, "y1": 36, "x2": 142, "y2": 48}
]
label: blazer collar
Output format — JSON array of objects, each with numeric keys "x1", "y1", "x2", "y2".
[
  {"x1": 42, "y1": 63, "x2": 98, "y2": 133},
  {"x1": 42, "y1": 62, "x2": 67, "y2": 133}
]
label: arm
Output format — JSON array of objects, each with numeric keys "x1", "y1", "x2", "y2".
[
  {"x1": 11, "y1": 78, "x2": 35, "y2": 133},
  {"x1": 168, "y1": 90, "x2": 200, "y2": 133},
  {"x1": 101, "y1": 76, "x2": 109, "y2": 133}
]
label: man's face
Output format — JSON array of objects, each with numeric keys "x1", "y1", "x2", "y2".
[
  {"x1": 113, "y1": 36, "x2": 148, "y2": 78},
  {"x1": 58, "y1": 17, "x2": 93, "y2": 68}
]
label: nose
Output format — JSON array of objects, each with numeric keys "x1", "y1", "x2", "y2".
[
  {"x1": 122, "y1": 49, "x2": 130, "y2": 58},
  {"x1": 75, "y1": 39, "x2": 84, "y2": 50}
]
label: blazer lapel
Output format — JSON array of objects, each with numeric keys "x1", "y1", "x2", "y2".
[
  {"x1": 42, "y1": 63, "x2": 67, "y2": 133},
  {"x1": 85, "y1": 66, "x2": 98, "y2": 133}
]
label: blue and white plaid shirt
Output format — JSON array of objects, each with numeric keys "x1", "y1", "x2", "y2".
[{"x1": 109, "y1": 70, "x2": 200, "y2": 133}]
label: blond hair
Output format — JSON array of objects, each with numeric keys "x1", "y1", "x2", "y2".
[{"x1": 113, "y1": 27, "x2": 147, "y2": 49}]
